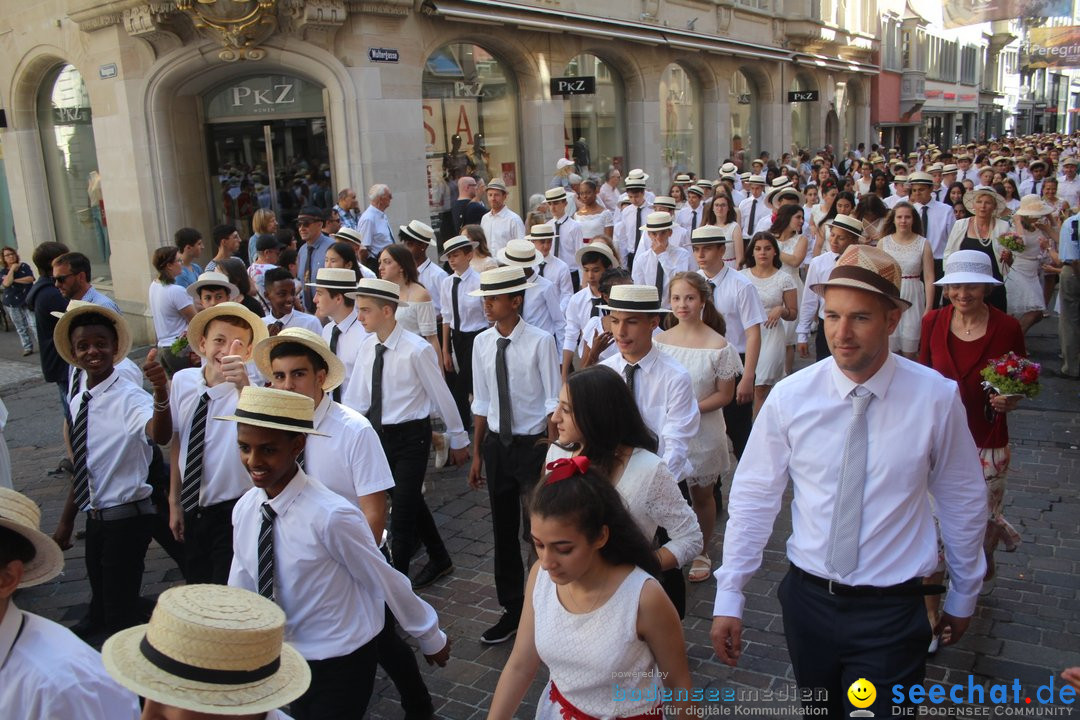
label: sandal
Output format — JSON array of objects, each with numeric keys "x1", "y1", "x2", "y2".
[{"x1": 688, "y1": 554, "x2": 711, "y2": 583}]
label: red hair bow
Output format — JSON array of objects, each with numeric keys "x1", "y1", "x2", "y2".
[{"x1": 544, "y1": 456, "x2": 590, "y2": 485}]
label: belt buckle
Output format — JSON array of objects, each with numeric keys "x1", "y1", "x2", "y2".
[{"x1": 828, "y1": 579, "x2": 838, "y2": 595}]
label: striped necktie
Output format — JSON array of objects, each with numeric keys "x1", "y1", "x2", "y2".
[
  {"x1": 71, "y1": 392, "x2": 92, "y2": 510},
  {"x1": 179, "y1": 392, "x2": 211, "y2": 513},
  {"x1": 258, "y1": 502, "x2": 277, "y2": 601}
]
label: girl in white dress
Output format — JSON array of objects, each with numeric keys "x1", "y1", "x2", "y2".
[
  {"x1": 740, "y1": 233, "x2": 797, "y2": 418},
  {"x1": 1008, "y1": 195, "x2": 1054, "y2": 334},
  {"x1": 489, "y1": 457, "x2": 695, "y2": 719},
  {"x1": 654, "y1": 273, "x2": 740, "y2": 583},
  {"x1": 378, "y1": 244, "x2": 440, "y2": 355},
  {"x1": 767, "y1": 205, "x2": 809, "y2": 374},
  {"x1": 703, "y1": 192, "x2": 743, "y2": 269},
  {"x1": 573, "y1": 179, "x2": 615, "y2": 241},
  {"x1": 878, "y1": 202, "x2": 934, "y2": 358}
]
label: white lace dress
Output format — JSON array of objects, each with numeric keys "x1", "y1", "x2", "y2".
[
  {"x1": 653, "y1": 342, "x2": 742, "y2": 486},
  {"x1": 545, "y1": 446, "x2": 702, "y2": 566},
  {"x1": 778, "y1": 235, "x2": 806, "y2": 344},
  {"x1": 533, "y1": 567, "x2": 661, "y2": 719},
  {"x1": 395, "y1": 299, "x2": 437, "y2": 338},
  {"x1": 574, "y1": 209, "x2": 614, "y2": 241},
  {"x1": 879, "y1": 234, "x2": 928, "y2": 354},
  {"x1": 740, "y1": 269, "x2": 797, "y2": 385},
  {"x1": 718, "y1": 222, "x2": 740, "y2": 268},
  {"x1": 1005, "y1": 228, "x2": 1047, "y2": 317}
]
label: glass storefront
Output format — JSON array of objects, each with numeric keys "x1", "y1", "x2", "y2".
[
  {"x1": 659, "y1": 64, "x2": 701, "y2": 182},
  {"x1": 562, "y1": 54, "x2": 625, "y2": 179},
  {"x1": 422, "y1": 43, "x2": 521, "y2": 234},
  {"x1": 37, "y1": 64, "x2": 109, "y2": 278},
  {"x1": 730, "y1": 70, "x2": 758, "y2": 165}
]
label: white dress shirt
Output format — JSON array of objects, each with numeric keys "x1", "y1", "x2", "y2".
[
  {"x1": 69, "y1": 370, "x2": 154, "y2": 511},
  {"x1": 69, "y1": 358, "x2": 141, "y2": 396},
  {"x1": 562, "y1": 286, "x2": 603, "y2": 354},
  {"x1": 357, "y1": 204, "x2": 394, "y2": 257},
  {"x1": 631, "y1": 245, "x2": 696, "y2": 309},
  {"x1": 522, "y1": 274, "x2": 566, "y2": 341},
  {"x1": 170, "y1": 368, "x2": 250, "y2": 506},
  {"x1": 471, "y1": 318, "x2": 560, "y2": 436},
  {"x1": 600, "y1": 346, "x2": 700, "y2": 480},
  {"x1": 480, "y1": 208, "x2": 526, "y2": 256},
  {"x1": 229, "y1": 469, "x2": 447, "y2": 660},
  {"x1": 699, "y1": 265, "x2": 767, "y2": 354},
  {"x1": 321, "y1": 310, "x2": 367, "y2": 400},
  {"x1": 738, "y1": 195, "x2": 766, "y2": 237},
  {"x1": 417, "y1": 259, "x2": 450, "y2": 316},
  {"x1": 634, "y1": 224, "x2": 690, "y2": 255},
  {"x1": 537, "y1": 254, "x2": 573, "y2": 310},
  {"x1": 911, "y1": 200, "x2": 956, "y2": 259},
  {"x1": 1056, "y1": 175, "x2": 1080, "y2": 208},
  {"x1": 713, "y1": 354, "x2": 987, "y2": 619},
  {"x1": 795, "y1": 251, "x2": 836, "y2": 343},
  {"x1": 305, "y1": 393, "x2": 396, "y2": 501},
  {"x1": 439, "y1": 268, "x2": 488, "y2": 333},
  {"x1": 598, "y1": 182, "x2": 620, "y2": 213},
  {"x1": 264, "y1": 309, "x2": 323, "y2": 334},
  {"x1": 551, "y1": 214, "x2": 585, "y2": 271},
  {"x1": 676, "y1": 204, "x2": 704, "y2": 232},
  {"x1": 346, "y1": 324, "x2": 469, "y2": 449},
  {"x1": 617, "y1": 203, "x2": 652, "y2": 260},
  {"x1": 0, "y1": 604, "x2": 140, "y2": 719}
]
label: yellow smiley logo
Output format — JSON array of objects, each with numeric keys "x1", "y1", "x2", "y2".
[{"x1": 847, "y1": 678, "x2": 876, "y2": 709}]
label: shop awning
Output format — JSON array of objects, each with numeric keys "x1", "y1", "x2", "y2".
[{"x1": 422, "y1": 0, "x2": 879, "y2": 74}]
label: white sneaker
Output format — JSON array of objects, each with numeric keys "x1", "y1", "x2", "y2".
[
  {"x1": 927, "y1": 635, "x2": 940, "y2": 655},
  {"x1": 433, "y1": 432, "x2": 449, "y2": 469}
]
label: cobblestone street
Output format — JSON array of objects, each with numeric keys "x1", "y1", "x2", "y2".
[{"x1": 3, "y1": 317, "x2": 1078, "y2": 718}]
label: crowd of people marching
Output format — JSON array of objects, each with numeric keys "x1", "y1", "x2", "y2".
[{"x1": 3, "y1": 131, "x2": 1080, "y2": 720}]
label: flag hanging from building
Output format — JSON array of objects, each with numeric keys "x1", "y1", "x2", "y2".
[
  {"x1": 1022, "y1": 26, "x2": 1080, "y2": 69},
  {"x1": 943, "y1": 0, "x2": 1073, "y2": 28}
]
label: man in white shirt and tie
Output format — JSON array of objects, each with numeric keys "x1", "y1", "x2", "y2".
[
  {"x1": 618, "y1": 177, "x2": 652, "y2": 269},
  {"x1": 1019, "y1": 160, "x2": 1048, "y2": 198},
  {"x1": 544, "y1": 187, "x2": 585, "y2": 290},
  {"x1": 480, "y1": 180, "x2": 526, "y2": 257},
  {"x1": 711, "y1": 245, "x2": 986, "y2": 718},
  {"x1": 738, "y1": 176, "x2": 767, "y2": 238},
  {"x1": 907, "y1": 171, "x2": 956, "y2": 305},
  {"x1": 676, "y1": 184, "x2": 705, "y2": 233}
]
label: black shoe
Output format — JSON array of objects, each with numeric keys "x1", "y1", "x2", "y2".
[
  {"x1": 480, "y1": 612, "x2": 520, "y2": 645},
  {"x1": 411, "y1": 559, "x2": 453, "y2": 590}
]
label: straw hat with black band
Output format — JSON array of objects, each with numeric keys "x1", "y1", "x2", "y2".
[
  {"x1": 640, "y1": 211, "x2": 674, "y2": 233},
  {"x1": 496, "y1": 239, "x2": 542, "y2": 269},
  {"x1": 691, "y1": 226, "x2": 730, "y2": 246},
  {"x1": 305, "y1": 267, "x2": 359, "y2": 292},
  {"x1": 216, "y1": 386, "x2": 327, "y2": 436},
  {"x1": 439, "y1": 234, "x2": 478, "y2": 261},
  {"x1": 825, "y1": 213, "x2": 867, "y2": 240},
  {"x1": 0, "y1": 487, "x2": 65, "y2": 588},
  {"x1": 599, "y1": 284, "x2": 671, "y2": 314},
  {"x1": 53, "y1": 302, "x2": 132, "y2": 367},
  {"x1": 810, "y1": 244, "x2": 911, "y2": 311},
  {"x1": 575, "y1": 241, "x2": 617, "y2": 268},
  {"x1": 544, "y1": 187, "x2": 568, "y2": 204},
  {"x1": 186, "y1": 271, "x2": 240, "y2": 302},
  {"x1": 526, "y1": 224, "x2": 555, "y2": 242},
  {"x1": 346, "y1": 278, "x2": 407, "y2": 306},
  {"x1": 102, "y1": 584, "x2": 311, "y2": 716},
  {"x1": 186, "y1": 303, "x2": 269, "y2": 360},
  {"x1": 333, "y1": 228, "x2": 365, "y2": 247},
  {"x1": 468, "y1": 266, "x2": 534, "y2": 297},
  {"x1": 398, "y1": 220, "x2": 435, "y2": 245},
  {"x1": 253, "y1": 327, "x2": 346, "y2": 393}
]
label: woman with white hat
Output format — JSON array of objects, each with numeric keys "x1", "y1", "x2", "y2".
[
  {"x1": 1007, "y1": 195, "x2": 1054, "y2": 333},
  {"x1": 944, "y1": 188, "x2": 1011, "y2": 313}
]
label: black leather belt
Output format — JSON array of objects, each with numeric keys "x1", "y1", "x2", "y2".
[
  {"x1": 791, "y1": 564, "x2": 945, "y2": 597},
  {"x1": 87, "y1": 498, "x2": 155, "y2": 522}
]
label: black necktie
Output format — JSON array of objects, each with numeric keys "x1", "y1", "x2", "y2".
[
  {"x1": 707, "y1": 279, "x2": 716, "y2": 294},
  {"x1": 71, "y1": 391, "x2": 92, "y2": 511},
  {"x1": 748, "y1": 199, "x2": 758, "y2": 231},
  {"x1": 1033, "y1": 181, "x2": 1040, "y2": 196},
  {"x1": 654, "y1": 259, "x2": 665, "y2": 301},
  {"x1": 369, "y1": 343, "x2": 386, "y2": 432},
  {"x1": 921, "y1": 205, "x2": 929, "y2": 239},
  {"x1": 495, "y1": 337, "x2": 513, "y2": 446},
  {"x1": 258, "y1": 502, "x2": 277, "y2": 601},
  {"x1": 590, "y1": 297, "x2": 602, "y2": 318},
  {"x1": 538, "y1": 262, "x2": 546, "y2": 277},
  {"x1": 691, "y1": 209, "x2": 698, "y2": 232},
  {"x1": 554, "y1": 220, "x2": 563, "y2": 259},
  {"x1": 69, "y1": 367, "x2": 83, "y2": 399},
  {"x1": 330, "y1": 326, "x2": 342, "y2": 402},
  {"x1": 635, "y1": 207, "x2": 643, "y2": 240},
  {"x1": 452, "y1": 276, "x2": 462, "y2": 333},
  {"x1": 623, "y1": 363, "x2": 639, "y2": 397},
  {"x1": 180, "y1": 392, "x2": 210, "y2": 513}
]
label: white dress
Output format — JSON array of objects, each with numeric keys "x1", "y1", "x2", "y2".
[
  {"x1": 777, "y1": 234, "x2": 806, "y2": 344},
  {"x1": 574, "y1": 209, "x2": 614, "y2": 241},
  {"x1": 545, "y1": 446, "x2": 702, "y2": 566},
  {"x1": 740, "y1": 269, "x2": 797, "y2": 385},
  {"x1": 653, "y1": 342, "x2": 742, "y2": 486},
  {"x1": 533, "y1": 567, "x2": 662, "y2": 719},
  {"x1": 395, "y1": 299, "x2": 437, "y2": 338},
  {"x1": 718, "y1": 222, "x2": 740, "y2": 268},
  {"x1": 879, "y1": 234, "x2": 928, "y2": 354},
  {"x1": 1005, "y1": 228, "x2": 1047, "y2": 317}
]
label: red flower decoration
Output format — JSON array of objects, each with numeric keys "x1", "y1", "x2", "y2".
[{"x1": 544, "y1": 456, "x2": 591, "y2": 485}]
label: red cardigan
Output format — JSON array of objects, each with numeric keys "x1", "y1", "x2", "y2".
[{"x1": 918, "y1": 305, "x2": 1026, "y2": 449}]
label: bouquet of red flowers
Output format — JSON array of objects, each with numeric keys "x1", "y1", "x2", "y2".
[{"x1": 980, "y1": 351, "x2": 1041, "y2": 399}]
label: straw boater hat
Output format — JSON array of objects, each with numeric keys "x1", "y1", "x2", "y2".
[
  {"x1": 962, "y1": 188, "x2": 1007, "y2": 216},
  {"x1": 810, "y1": 244, "x2": 911, "y2": 311},
  {"x1": 747, "y1": 174, "x2": 767, "y2": 186},
  {"x1": 346, "y1": 278, "x2": 407, "y2": 306},
  {"x1": 544, "y1": 187, "x2": 568, "y2": 204},
  {"x1": 625, "y1": 176, "x2": 647, "y2": 190},
  {"x1": 1063, "y1": 157, "x2": 1078, "y2": 167},
  {"x1": 496, "y1": 239, "x2": 542, "y2": 268},
  {"x1": 926, "y1": 163, "x2": 944, "y2": 174},
  {"x1": 825, "y1": 214, "x2": 866, "y2": 239},
  {"x1": 305, "y1": 267, "x2": 358, "y2": 292},
  {"x1": 907, "y1": 171, "x2": 934, "y2": 186},
  {"x1": 575, "y1": 241, "x2": 617, "y2": 267},
  {"x1": 691, "y1": 226, "x2": 730, "y2": 245},
  {"x1": 599, "y1": 284, "x2": 671, "y2": 314},
  {"x1": 332, "y1": 228, "x2": 365, "y2": 247},
  {"x1": 687, "y1": 184, "x2": 705, "y2": 197},
  {"x1": 934, "y1": 249, "x2": 1002, "y2": 287},
  {"x1": 102, "y1": 584, "x2": 311, "y2": 716},
  {"x1": 640, "y1": 211, "x2": 674, "y2": 233},
  {"x1": 652, "y1": 196, "x2": 677, "y2": 211},
  {"x1": 696, "y1": 180, "x2": 714, "y2": 192},
  {"x1": 187, "y1": 271, "x2": 240, "y2": 302},
  {"x1": 526, "y1": 224, "x2": 555, "y2": 242},
  {"x1": 0, "y1": 488, "x2": 64, "y2": 587},
  {"x1": 1015, "y1": 195, "x2": 1054, "y2": 217},
  {"x1": 719, "y1": 162, "x2": 738, "y2": 175},
  {"x1": 627, "y1": 168, "x2": 649, "y2": 182},
  {"x1": 186, "y1": 302, "x2": 269, "y2": 360},
  {"x1": 53, "y1": 301, "x2": 132, "y2": 367},
  {"x1": 439, "y1": 234, "x2": 477, "y2": 261},
  {"x1": 738, "y1": 171, "x2": 752, "y2": 182},
  {"x1": 468, "y1": 266, "x2": 534, "y2": 297},
  {"x1": 674, "y1": 173, "x2": 692, "y2": 184},
  {"x1": 216, "y1": 386, "x2": 327, "y2": 436},
  {"x1": 399, "y1": 220, "x2": 435, "y2": 245},
  {"x1": 253, "y1": 327, "x2": 346, "y2": 393}
]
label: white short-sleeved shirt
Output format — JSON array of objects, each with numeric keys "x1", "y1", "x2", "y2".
[
  {"x1": 471, "y1": 319, "x2": 560, "y2": 436},
  {"x1": 439, "y1": 268, "x2": 487, "y2": 333},
  {"x1": 417, "y1": 259, "x2": 450, "y2": 316},
  {"x1": 699, "y1": 265, "x2": 767, "y2": 354},
  {"x1": 305, "y1": 393, "x2": 396, "y2": 502},
  {"x1": 148, "y1": 280, "x2": 193, "y2": 347},
  {"x1": 264, "y1": 310, "x2": 323, "y2": 334},
  {"x1": 321, "y1": 310, "x2": 367, "y2": 400},
  {"x1": 481, "y1": 208, "x2": 527, "y2": 256}
]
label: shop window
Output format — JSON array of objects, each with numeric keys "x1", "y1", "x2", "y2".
[
  {"x1": 790, "y1": 75, "x2": 814, "y2": 153},
  {"x1": 563, "y1": 54, "x2": 626, "y2": 178},
  {"x1": 659, "y1": 64, "x2": 701, "y2": 181},
  {"x1": 730, "y1": 69, "x2": 759, "y2": 164}
]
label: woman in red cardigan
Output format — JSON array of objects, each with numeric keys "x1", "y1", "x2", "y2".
[{"x1": 919, "y1": 249, "x2": 1027, "y2": 589}]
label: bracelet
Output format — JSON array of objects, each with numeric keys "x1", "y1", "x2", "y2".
[{"x1": 153, "y1": 400, "x2": 170, "y2": 411}]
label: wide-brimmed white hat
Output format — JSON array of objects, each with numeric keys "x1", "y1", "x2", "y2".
[
  {"x1": 544, "y1": 187, "x2": 568, "y2": 203},
  {"x1": 332, "y1": 228, "x2": 365, "y2": 247},
  {"x1": 825, "y1": 214, "x2": 866, "y2": 239},
  {"x1": 439, "y1": 235, "x2": 478, "y2": 261},
  {"x1": 691, "y1": 226, "x2": 731, "y2": 245},
  {"x1": 468, "y1": 266, "x2": 534, "y2": 297},
  {"x1": 186, "y1": 303, "x2": 269, "y2": 360},
  {"x1": 102, "y1": 584, "x2": 311, "y2": 716},
  {"x1": 305, "y1": 267, "x2": 358, "y2": 291},
  {"x1": 253, "y1": 327, "x2": 346, "y2": 392},
  {"x1": 399, "y1": 220, "x2": 435, "y2": 245},
  {"x1": 962, "y1": 188, "x2": 1006, "y2": 216},
  {"x1": 1015, "y1": 194, "x2": 1053, "y2": 217},
  {"x1": 187, "y1": 272, "x2": 240, "y2": 302},
  {"x1": 575, "y1": 241, "x2": 617, "y2": 267},
  {"x1": 497, "y1": 239, "x2": 542, "y2": 268},
  {"x1": 746, "y1": 174, "x2": 766, "y2": 186},
  {"x1": 652, "y1": 196, "x2": 677, "y2": 211},
  {"x1": 810, "y1": 244, "x2": 911, "y2": 310},
  {"x1": 216, "y1": 386, "x2": 327, "y2": 435},
  {"x1": 526, "y1": 224, "x2": 555, "y2": 242},
  {"x1": 599, "y1": 284, "x2": 671, "y2": 314},
  {"x1": 53, "y1": 301, "x2": 132, "y2": 367},
  {"x1": 935, "y1": 249, "x2": 1002, "y2": 287},
  {"x1": 640, "y1": 211, "x2": 674, "y2": 232},
  {"x1": 0, "y1": 488, "x2": 64, "y2": 587},
  {"x1": 346, "y1": 278, "x2": 407, "y2": 306}
]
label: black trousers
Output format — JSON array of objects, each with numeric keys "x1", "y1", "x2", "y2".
[
  {"x1": 449, "y1": 329, "x2": 482, "y2": 434},
  {"x1": 290, "y1": 639, "x2": 379, "y2": 720},
  {"x1": 933, "y1": 257, "x2": 945, "y2": 308},
  {"x1": 380, "y1": 418, "x2": 449, "y2": 577},
  {"x1": 183, "y1": 498, "x2": 238, "y2": 585},
  {"x1": 778, "y1": 566, "x2": 930, "y2": 718},
  {"x1": 147, "y1": 445, "x2": 185, "y2": 573},
  {"x1": 722, "y1": 353, "x2": 753, "y2": 460},
  {"x1": 376, "y1": 605, "x2": 435, "y2": 718},
  {"x1": 86, "y1": 512, "x2": 153, "y2": 633},
  {"x1": 483, "y1": 432, "x2": 547, "y2": 616},
  {"x1": 814, "y1": 324, "x2": 832, "y2": 362}
]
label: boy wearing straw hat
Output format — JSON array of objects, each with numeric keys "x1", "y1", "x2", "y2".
[
  {"x1": 561, "y1": 242, "x2": 617, "y2": 381},
  {"x1": 617, "y1": 176, "x2": 653, "y2": 271},
  {"x1": 439, "y1": 235, "x2": 486, "y2": 433},
  {"x1": 528, "y1": 223, "x2": 574, "y2": 307},
  {"x1": 51, "y1": 305, "x2": 173, "y2": 638},
  {"x1": 168, "y1": 302, "x2": 268, "y2": 585},
  {"x1": 738, "y1": 175, "x2": 767, "y2": 237},
  {"x1": 630, "y1": 211, "x2": 695, "y2": 310},
  {"x1": 103, "y1": 584, "x2": 309, "y2": 720},
  {"x1": 223, "y1": 386, "x2": 450, "y2": 718},
  {"x1": 187, "y1": 270, "x2": 241, "y2": 309},
  {"x1": 634, "y1": 196, "x2": 690, "y2": 252},
  {"x1": 307, "y1": 267, "x2": 366, "y2": 402},
  {"x1": 467, "y1": 266, "x2": 560, "y2": 644},
  {"x1": 399, "y1": 220, "x2": 449, "y2": 316},
  {"x1": 0, "y1": 488, "x2": 140, "y2": 718},
  {"x1": 544, "y1": 187, "x2": 585, "y2": 290},
  {"x1": 496, "y1": 239, "x2": 566, "y2": 341}
]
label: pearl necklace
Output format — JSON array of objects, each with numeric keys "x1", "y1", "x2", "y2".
[{"x1": 971, "y1": 218, "x2": 993, "y2": 247}]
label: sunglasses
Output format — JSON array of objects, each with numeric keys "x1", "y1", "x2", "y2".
[
  {"x1": 297, "y1": 219, "x2": 322, "y2": 227},
  {"x1": 53, "y1": 274, "x2": 71, "y2": 284}
]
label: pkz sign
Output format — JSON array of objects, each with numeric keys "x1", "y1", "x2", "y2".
[
  {"x1": 788, "y1": 90, "x2": 820, "y2": 102},
  {"x1": 550, "y1": 76, "x2": 596, "y2": 96},
  {"x1": 204, "y1": 75, "x2": 325, "y2": 122}
]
